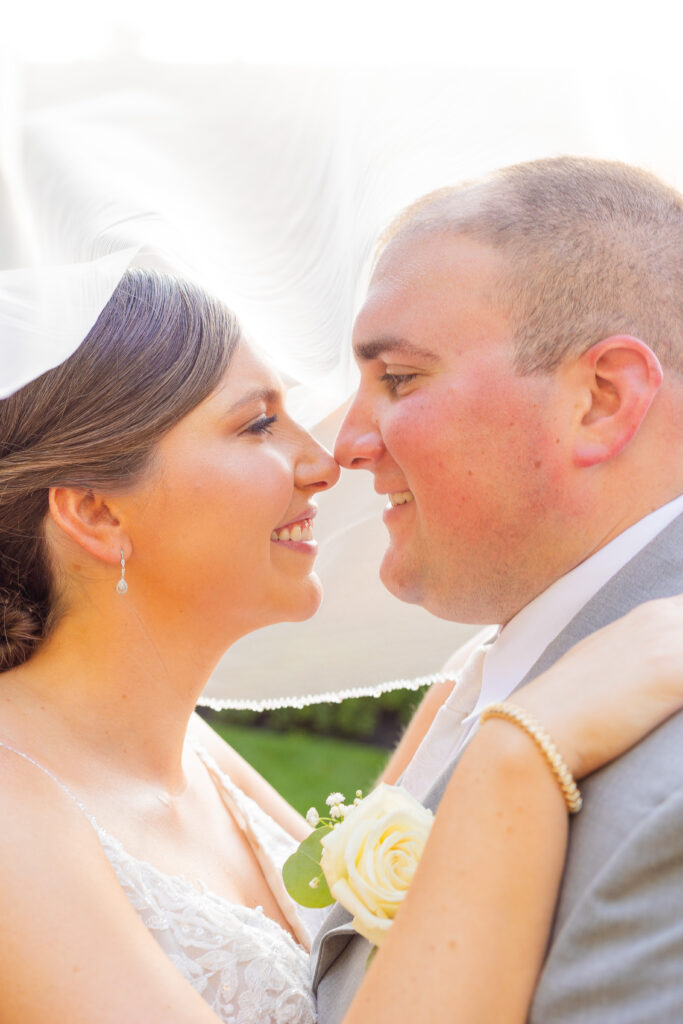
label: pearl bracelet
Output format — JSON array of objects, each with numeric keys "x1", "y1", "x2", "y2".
[{"x1": 480, "y1": 701, "x2": 583, "y2": 814}]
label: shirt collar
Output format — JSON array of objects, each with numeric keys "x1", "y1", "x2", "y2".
[{"x1": 465, "y1": 494, "x2": 683, "y2": 722}]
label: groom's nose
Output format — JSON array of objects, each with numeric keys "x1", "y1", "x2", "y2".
[{"x1": 334, "y1": 395, "x2": 385, "y2": 470}]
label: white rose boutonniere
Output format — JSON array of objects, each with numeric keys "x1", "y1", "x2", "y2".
[
  {"x1": 321, "y1": 784, "x2": 434, "y2": 946},
  {"x1": 283, "y1": 784, "x2": 433, "y2": 948}
]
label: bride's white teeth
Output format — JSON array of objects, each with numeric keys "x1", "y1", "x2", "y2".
[
  {"x1": 271, "y1": 518, "x2": 315, "y2": 542},
  {"x1": 389, "y1": 490, "x2": 414, "y2": 507}
]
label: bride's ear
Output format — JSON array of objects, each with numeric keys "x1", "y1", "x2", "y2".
[{"x1": 48, "y1": 487, "x2": 130, "y2": 565}]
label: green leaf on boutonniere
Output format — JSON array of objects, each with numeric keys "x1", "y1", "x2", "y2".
[{"x1": 283, "y1": 823, "x2": 335, "y2": 908}]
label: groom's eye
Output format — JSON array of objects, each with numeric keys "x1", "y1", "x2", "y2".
[{"x1": 380, "y1": 372, "x2": 418, "y2": 394}]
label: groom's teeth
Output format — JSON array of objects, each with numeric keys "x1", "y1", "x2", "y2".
[
  {"x1": 389, "y1": 490, "x2": 414, "y2": 507},
  {"x1": 271, "y1": 518, "x2": 315, "y2": 543}
]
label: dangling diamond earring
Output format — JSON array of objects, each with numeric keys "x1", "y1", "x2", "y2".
[{"x1": 116, "y1": 550, "x2": 128, "y2": 594}]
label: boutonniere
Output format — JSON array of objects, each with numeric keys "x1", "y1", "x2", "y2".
[{"x1": 283, "y1": 784, "x2": 433, "y2": 947}]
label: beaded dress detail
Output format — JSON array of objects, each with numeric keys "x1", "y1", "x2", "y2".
[{"x1": 0, "y1": 740, "x2": 318, "y2": 1024}]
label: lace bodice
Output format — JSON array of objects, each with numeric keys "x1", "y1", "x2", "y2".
[{"x1": 0, "y1": 740, "x2": 318, "y2": 1024}]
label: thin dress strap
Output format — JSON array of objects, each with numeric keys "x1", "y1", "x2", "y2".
[
  {"x1": 0, "y1": 741, "x2": 98, "y2": 826},
  {"x1": 190, "y1": 737, "x2": 313, "y2": 951}
]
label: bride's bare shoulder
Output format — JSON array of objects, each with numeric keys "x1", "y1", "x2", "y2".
[
  {"x1": 0, "y1": 743, "x2": 221, "y2": 1024},
  {"x1": 0, "y1": 739, "x2": 104, "y2": 861}
]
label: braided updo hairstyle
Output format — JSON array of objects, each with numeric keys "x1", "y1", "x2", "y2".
[{"x1": 0, "y1": 268, "x2": 239, "y2": 671}]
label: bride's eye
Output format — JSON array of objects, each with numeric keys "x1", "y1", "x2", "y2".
[
  {"x1": 245, "y1": 414, "x2": 278, "y2": 435},
  {"x1": 380, "y1": 372, "x2": 418, "y2": 394}
]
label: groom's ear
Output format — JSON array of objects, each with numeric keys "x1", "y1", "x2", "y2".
[{"x1": 568, "y1": 336, "x2": 663, "y2": 468}]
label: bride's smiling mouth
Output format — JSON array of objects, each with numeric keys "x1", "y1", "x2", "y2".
[{"x1": 270, "y1": 509, "x2": 317, "y2": 549}]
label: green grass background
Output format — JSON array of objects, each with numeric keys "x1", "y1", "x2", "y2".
[{"x1": 209, "y1": 721, "x2": 389, "y2": 815}]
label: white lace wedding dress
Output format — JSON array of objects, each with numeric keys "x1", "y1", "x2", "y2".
[{"x1": 0, "y1": 739, "x2": 319, "y2": 1024}]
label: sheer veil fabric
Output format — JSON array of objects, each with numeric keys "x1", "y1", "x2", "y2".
[{"x1": 2, "y1": 56, "x2": 681, "y2": 705}]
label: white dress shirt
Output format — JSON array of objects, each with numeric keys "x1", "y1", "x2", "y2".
[{"x1": 401, "y1": 494, "x2": 683, "y2": 801}]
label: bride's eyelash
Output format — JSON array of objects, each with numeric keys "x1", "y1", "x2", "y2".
[
  {"x1": 380, "y1": 372, "x2": 418, "y2": 393},
  {"x1": 245, "y1": 414, "x2": 278, "y2": 435}
]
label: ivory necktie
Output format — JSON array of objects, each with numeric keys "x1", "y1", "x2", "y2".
[{"x1": 400, "y1": 641, "x2": 491, "y2": 802}]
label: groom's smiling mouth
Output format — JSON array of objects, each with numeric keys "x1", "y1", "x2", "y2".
[{"x1": 387, "y1": 490, "x2": 414, "y2": 507}]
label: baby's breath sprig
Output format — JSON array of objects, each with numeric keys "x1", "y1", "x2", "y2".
[
  {"x1": 308, "y1": 790, "x2": 364, "y2": 826},
  {"x1": 283, "y1": 788, "x2": 364, "y2": 908}
]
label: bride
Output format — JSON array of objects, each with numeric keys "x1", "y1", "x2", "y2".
[{"x1": 1, "y1": 266, "x2": 682, "y2": 1023}]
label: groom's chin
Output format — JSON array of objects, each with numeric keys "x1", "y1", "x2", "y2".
[
  {"x1": 379, "y1": 549, "x2": 480, "y2": 623},
  {"x1": 379, "y1": 548, "x2": 425, "y2": 608}
]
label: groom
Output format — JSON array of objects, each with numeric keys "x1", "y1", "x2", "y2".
[{"x1": 312, "y1": 157, "x2": 683, "y2": 1021}]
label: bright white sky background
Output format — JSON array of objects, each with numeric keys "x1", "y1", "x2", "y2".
[
  {"x1": 4, "y1": 0, "x2": 680, "y2": 71},
  {"x1": 2, "y1": 1, "x2": 681, "y2": 705}
]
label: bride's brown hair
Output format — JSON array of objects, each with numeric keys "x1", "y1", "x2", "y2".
[{"x1": 0, "y1": 267, "x2": 239, "y2": 671}]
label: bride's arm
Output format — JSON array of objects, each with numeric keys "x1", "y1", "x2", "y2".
[
  {"x1": 343, "y1": 595, "x2": 683, "y2": 1024},
  {"x1": 344, "y1": 717, "x2": 567, "y2": 1023}
]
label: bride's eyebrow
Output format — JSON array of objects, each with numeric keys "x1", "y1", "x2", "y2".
[
  {"x1": 226, "y1": 386, "x2": 281, "y2": 414},
  {"x1": 353, "y1": 337, "x2": 439, "y2": 363}
]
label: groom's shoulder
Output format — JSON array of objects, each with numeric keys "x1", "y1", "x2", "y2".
[
  {"x1": 562, "y1": 706, "x2": 683, "y2": 907},
  {"x1": 542, "y1": 508, "x2": 683, "y2": 911},
  {"x1": 532, "y1": 707, "x2": 683, "y2": 1023}
]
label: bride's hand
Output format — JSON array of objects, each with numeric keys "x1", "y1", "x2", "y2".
[{"x1": 510, "y1": 594, "x2": 683, "y2": 780}]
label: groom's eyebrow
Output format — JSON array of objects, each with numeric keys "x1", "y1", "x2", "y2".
[{"x1": 353, "y1": 337, "x2": 439, "y2": 363}]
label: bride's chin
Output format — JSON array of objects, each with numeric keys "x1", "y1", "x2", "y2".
[{"x1": 278, "y1": 574, "x2": 324, "y2": 624}]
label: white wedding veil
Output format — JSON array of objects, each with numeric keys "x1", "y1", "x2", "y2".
[{"x1": 2, "y1": 44, "x2": 681, "y2": 707}]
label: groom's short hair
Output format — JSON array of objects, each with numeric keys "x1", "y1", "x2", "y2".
[{"x1": 379, "y1": 157, "x2": 683, "y2": 375}]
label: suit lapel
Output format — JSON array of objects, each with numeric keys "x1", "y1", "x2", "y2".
[{"x1": 310, "y1": 902, "x2": 356, "y2": 990}]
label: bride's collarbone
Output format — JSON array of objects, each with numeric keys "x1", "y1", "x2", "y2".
[
  {"x1": 91, "y1": 757, "x2": 287, "y2": 911},
  {"x1": 1, "y1": 731, "x2": 280, "y2": 918}
]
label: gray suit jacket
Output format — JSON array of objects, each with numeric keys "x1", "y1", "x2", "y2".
[{"x1": 312, "y1": 511, "x2": 683, "y2": 1023}]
